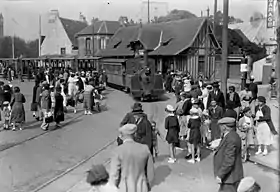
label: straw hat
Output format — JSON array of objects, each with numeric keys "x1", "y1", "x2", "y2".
[{"x1": 165, "y1": 104, "x2": 175, "y2": 112}]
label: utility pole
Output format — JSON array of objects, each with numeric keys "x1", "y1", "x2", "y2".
[
  {"x1": 205, "y1": 7, "x2": 210, "y2": 77},
  {"x1": 12, "y1": 34, "x2": 15, "y2": 59},
  {"x1": 39, "y1": 15, "x2": 41, "y2": 57},
  {"x1": 277, "y1": 0, "x2": 280, "y2": 105},
  {"x1": 213, "y1": 0, "x2": 218, "y2": 37},
  {"x1": 148, "y1": 0, "x2": 150, "y2": 23},
  {"x1": 221, "y1": 0, "x2": 229, "y2": 96}
]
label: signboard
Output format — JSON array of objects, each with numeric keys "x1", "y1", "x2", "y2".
[
  {"x1": 267, "y1": 0, "x2": 275, "y2": 28},
  {"x1": 240, "y1": 63, "x2": 248, "y2": 72}
]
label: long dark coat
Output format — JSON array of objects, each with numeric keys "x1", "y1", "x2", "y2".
[
  {"x1": 10, "y1": 93, "x2": 26, "y2": 123},
  {"x1": 54, "y1": 92, "x2": 64, "y2": 123},
  {"x1": 207, "y1": 89, "x2": 225, "y2": 110},
  {"x1": 120, "y1": 111, "x2": 153, "y2": 153},
  {"x1": 209, "y1": 105, "x2": 224, "y2": 140}
]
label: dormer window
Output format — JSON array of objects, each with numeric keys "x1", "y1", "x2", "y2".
[{"x1": 161, "y1": 38, "x2": 173, "y2": 46}]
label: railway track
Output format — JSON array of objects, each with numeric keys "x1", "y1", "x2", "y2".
[
  {"x1": 30, "y1": 139, "x2": 116, "y2": 192},
  {"x1": 0, "y1": 111, "x2": 85, "y2": 153}
]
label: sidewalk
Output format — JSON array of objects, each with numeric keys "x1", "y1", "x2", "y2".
[{"x1": 248, "y1": 99, "x2": 279, "y2": 172}]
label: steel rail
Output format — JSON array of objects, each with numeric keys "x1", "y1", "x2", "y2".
[{"x1": 30, "y1": 139, "x2": 116, "y2": 192}]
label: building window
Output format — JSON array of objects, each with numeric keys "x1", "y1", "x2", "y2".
[
  {"x1": 61, "y1": 48, "x2": 66, "y2": 55},
  {"x1": 101, "y1": 38, "x2": 106, "y2": 49},
  {"x1": 86, "y1": 38, "x2": 91, "y2": 55},
  {"x1": 198, "y1": 55, "x2": 205, "y2": 74}
]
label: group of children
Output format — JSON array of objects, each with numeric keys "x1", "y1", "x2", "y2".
[{"x1": 148, "y1": 97, "x2": 210, "y2": 164}]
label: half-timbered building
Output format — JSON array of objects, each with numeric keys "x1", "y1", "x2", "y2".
[{"x1": 98, "y1": 17, "x2": 220, "y2": 79}]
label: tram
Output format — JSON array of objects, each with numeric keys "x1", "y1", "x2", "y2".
[{"x1": 100, "y1": 57, "x2": 165, "y2": 100}]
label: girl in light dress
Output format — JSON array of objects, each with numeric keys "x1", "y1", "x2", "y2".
[{"x1": 237, "y1": 107, "x2": 255, "y2": 162}]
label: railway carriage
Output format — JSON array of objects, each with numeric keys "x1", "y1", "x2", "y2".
[{"x1": 101, "y1": 57, "x2": 165, "y2": 100}]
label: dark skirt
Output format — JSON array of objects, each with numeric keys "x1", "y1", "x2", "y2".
[
  {"x1": 166, "y1": 128, "x2": 179, "y2": 144},
  {"x1": 54, "y1": 109, "x2": 64, "y2": 123},
  {"x1": 83, "y1": 92, "x2": 93, "y2": 110},
  {"x1": 189, "y1": 128, "x2": 201, "y2": 145},
  {"x1": 11, "y1": 102, "x2": 25, "y2": 123}
]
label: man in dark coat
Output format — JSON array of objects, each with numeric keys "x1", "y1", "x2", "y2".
[
  {"x1": 226, "y1": 86, "x2": 241, "y2": 119},
  {"x1": 248, "y1": 76, "x2": 258, "y2": 100},
  {"x1": 119, "y1": 102, "x2": 153, "y2": 154},
  {"x1": 207, "y1": 82, "x2": 225, "y2": 110},
  {"x1": 174, "y1": 76, "x2": 183, "y2": 103},
  {"x1": 213, "y1": 117, "x2": 244, "y2": 192}
]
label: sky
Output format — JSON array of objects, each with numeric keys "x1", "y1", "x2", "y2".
[{"x1": 0, "y1": 0, "x2": 271, "y2": 40}]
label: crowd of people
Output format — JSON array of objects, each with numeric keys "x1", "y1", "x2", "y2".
[
  {"x1": 163, "y1": 71, "x2": 278, "y2": 163},
  {"x1": 86, "y1": 70, "x2": 277, "y2": 192},
  {"x1": 0, "y1": 67, "x2": 108, "y2": 131}
]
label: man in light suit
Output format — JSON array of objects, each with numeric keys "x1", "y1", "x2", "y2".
[
  {"x1": 213, "y1": 117, "x2": 244, "y2": 192},
  {"x1": 109, "y1": 124, "x2": 154, "y2": 192}
]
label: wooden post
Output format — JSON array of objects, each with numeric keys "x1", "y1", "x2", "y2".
[{"x1": 221, "y1": 0, "x2": 229, "y2": 96}]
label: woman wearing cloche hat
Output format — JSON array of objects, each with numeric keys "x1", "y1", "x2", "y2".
[{"x1": 164, "y1": 104, "x2": 180, "y2": 163}]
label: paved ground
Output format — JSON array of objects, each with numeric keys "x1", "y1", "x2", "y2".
[
  {"x1": 42, "y1": 92, "x2": 278, "y2": 192},
  {"x1": 0, "y1": 80, "x2": 278, "y2": 192}
]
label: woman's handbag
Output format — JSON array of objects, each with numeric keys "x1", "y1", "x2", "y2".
[
  {"x1": 31, "y1": 103, "x2": 37, "y2": 111},
  {"x1": 45, "y1": 112, "x2": 54, "y2": 123}
]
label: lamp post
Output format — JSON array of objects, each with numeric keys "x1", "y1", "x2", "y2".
[{"x1": 221, "y1": 0, "x2": 229, "y2": 97}]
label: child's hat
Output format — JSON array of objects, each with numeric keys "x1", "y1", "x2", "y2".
[{"x1": 3, "y1": 101, "x2": 9, "y2": 105}]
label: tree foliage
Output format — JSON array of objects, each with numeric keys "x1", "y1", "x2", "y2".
[
  {"x1": 0, "y1": 36, "x2": 39, "y2": 58},
  {"x1": 209, "y1": 10, "x2": 243, "y2": 24},
  {"x1": 214, "y1": 25, "x2": 266, "y2": 62},
  {"x1": 153, "y1": 9, "x2": 197, "y2": 23}
]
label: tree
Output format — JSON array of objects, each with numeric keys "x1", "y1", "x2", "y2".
[
  {"x1": 118, "y1": 16, "x2": 137, "y2": 26},
  {"x1": 209, "y1": 10, "x2": 243, "y2": 25},
  {"x1": 156, "y1": 9, "x2": 197, "y2": 23},
  {"x1": 214, "y1": 25, "x2": 266, "y2": 62},
  {"x1": 0, "y1": 36, "x2": 39, "y2": 58}
]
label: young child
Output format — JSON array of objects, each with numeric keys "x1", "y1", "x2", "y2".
[
  {"x1": 164, "y1": 104, "x2": 180, "y2": 164},
  {"x1": 151, "y1": 121, "x2": 162, "y2": 159},
  {"x1": 200, "y1": 110, "x2": 211, "y2": 146},
  {"x1": 187, "y1": 108, "x2": 202, "y2": 163},
  {"x1": 3, "y1": 101, "x2": 11, "y2": 130}
]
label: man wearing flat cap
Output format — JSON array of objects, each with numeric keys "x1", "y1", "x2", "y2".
[
  {"x1": 109, "y1": 124, "x2": 154, "y2": 192},
  {"x1": 213, "y1": 117, "x2": 244, "y2": 192},
  {"x1": 207, "y1": 82, "x2": 225, "y2": 110},
  {"x1": 119, "y1": 102, "x2": 153, "y2": 154},
  {"x1": 237, "y1": 177, "x2": 261, "y2": 192}
]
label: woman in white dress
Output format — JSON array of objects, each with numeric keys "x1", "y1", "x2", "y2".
[
  {"x1": 86, "y1": 164, "x2": 118, "y2": 192},
  {"x1": 254, "y1": 96, "x2": 275, "y2": 156}
]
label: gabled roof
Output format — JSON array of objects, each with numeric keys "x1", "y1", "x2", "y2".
[
  {"x1": 229, "y1": 19, "x2": 276, "y2": 45},
  {"x1": 59, "y1": 17, "x2": 87, "y2": 46},
  {"x1": 75, "y1": 20, "x2": 121, "y2": 36},
  {"x1": 98, "y1": 18, "x2": 216, "y2": 57}
]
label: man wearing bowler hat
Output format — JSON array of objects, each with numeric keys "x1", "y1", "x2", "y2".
[
  {"x1": 213, "y1": 117, "x2": 244, "y2": 192},
  {"x1": 109, "y1": 124, "x2": 154, "y2": 192},
  {"x1": 207, "y1": 82, "x2": 225, "y2": 110}
]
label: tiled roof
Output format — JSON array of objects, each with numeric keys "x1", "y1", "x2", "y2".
[
  {"x1": 59, "y1": 17, "x2": 87, "y2": 46},
  {"x1": 98, "y1": 17, "x2": 208, "y2": 57},
  {"x1": 75, "y1": 20, "x2": 120, "y2": 36},
  {"x1": 229, "y1": 19, "x2": 276, "y2": 45}
]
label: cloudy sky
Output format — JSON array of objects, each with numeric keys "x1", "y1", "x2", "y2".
[{"x1": 0, "y1": 0, "x2": 270, "y2": 40}]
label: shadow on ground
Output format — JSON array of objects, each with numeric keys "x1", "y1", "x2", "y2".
[{"x1": 152, "y1": 165, "x2": 172, "y2": 186}]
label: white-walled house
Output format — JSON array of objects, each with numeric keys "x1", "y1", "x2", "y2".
[{"x1": 41, "y1": 10, "x2": 87, "y2": 56}]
